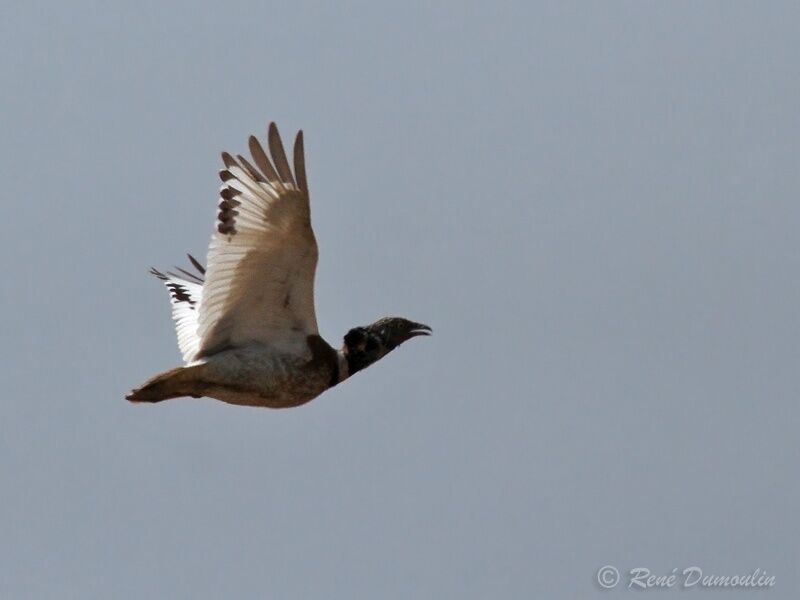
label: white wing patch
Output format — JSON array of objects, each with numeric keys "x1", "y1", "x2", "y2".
[
  {"x1": 194, "y1": 123, "x2": 319, "y2": 358},
  {"x1": 149, "y1": 124, "x2": 319, "y2": 363},
  {"x1": 150, "y1": 257, "x2": 205, "y2": 363}
]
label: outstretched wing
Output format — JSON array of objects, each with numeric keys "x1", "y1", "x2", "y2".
[
  {"x1": 195, "y1": 123, "x2": 319, "y2": 358},
  {"x1": 150, "y1": 255, "x2": 206, "y2": 363}
]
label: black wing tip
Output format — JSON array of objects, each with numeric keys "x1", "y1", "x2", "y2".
[
  {"x1": 187, "y1": 254, "x2": 206, "y2": 275},
  {"x1": 172, "y1": 267, "x2": 203, "y2": 284},
  {"x1": 150, "y1": 256, "x2": 205, "y2": 284},
  {"x1": 221, "y1": 151, "x2": 237, "y2": 168},
  {"x1": 224, "y1": 122, "x2": 304, "y2": 188}
]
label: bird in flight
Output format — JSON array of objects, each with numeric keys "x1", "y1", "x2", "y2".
[{"x1": 127, "y1": 123, "x2": 430, "y2": 408}]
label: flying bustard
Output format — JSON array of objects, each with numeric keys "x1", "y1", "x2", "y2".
[{"x1": 127, "y1": 123, "x2": 430, "y2": 408}]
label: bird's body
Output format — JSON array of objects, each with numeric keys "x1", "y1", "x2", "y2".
[
  {"x1": 132, "y1": 340, "x2": 342, "y2": 408},
  {"x1": 127, "y1": 122, "x2": 429, "y2": 408}
]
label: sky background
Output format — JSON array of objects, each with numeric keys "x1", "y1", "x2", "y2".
[{"x1": 1, "y1": 2, "x2": 799, "y2": 598}]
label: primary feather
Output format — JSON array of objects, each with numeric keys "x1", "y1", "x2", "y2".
[{"x1": 197, "y1": 124, "x2": 318, "y2": 358}]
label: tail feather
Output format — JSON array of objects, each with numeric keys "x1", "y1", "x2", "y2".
[{"x1": 126, "y1": 365, "x2": 205, "y2": 403}]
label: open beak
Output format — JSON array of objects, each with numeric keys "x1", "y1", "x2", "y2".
[
  {"x1": 407, "y1": 323, "x2": 432, "y2": 338},
  {"x1": 376, "y1": 319, "x2": 433, "y2": 349}
]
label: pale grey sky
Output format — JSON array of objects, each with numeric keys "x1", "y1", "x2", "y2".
[{"x1": 1, "y1": 2, "x2": 798, "y2": 598}]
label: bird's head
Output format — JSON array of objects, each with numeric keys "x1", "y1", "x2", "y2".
[{"x1": 342, "y1": 317, "x2": 431, "y2": 376}]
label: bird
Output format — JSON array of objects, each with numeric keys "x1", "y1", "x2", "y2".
[{"x1": 126, "y1": 122, "x2": 431, "y2": 408}]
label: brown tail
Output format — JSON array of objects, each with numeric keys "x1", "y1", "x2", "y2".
[{"x1": 126, "y1": 365, "x2": 205, "y2": 403}]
